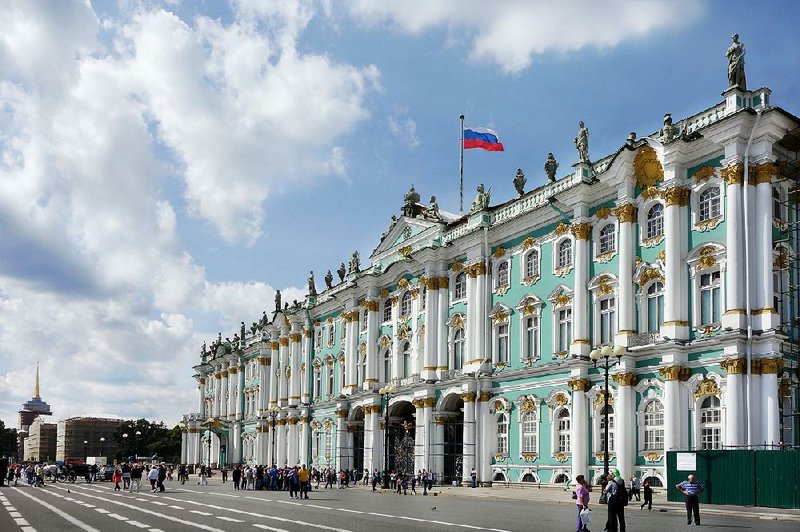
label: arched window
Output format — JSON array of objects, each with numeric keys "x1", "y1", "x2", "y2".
[
  {"x1": 599, "y1": 405, "x2": 615, "y2": 452},
  {"x1": 647, "y1": 282, "x2": 665, "y2": 332},
  {"x1": 402, "y1": 341, "x2": 412, "y2": 378},
  {"x1": 340, "y1": 362, "x2": 346, "y2": 390},
  {"x1": 382, "y1": 349, "x2": 391, "y2": 383},
  {"x1": 453, "y1": 328, "x2": 465, "y2": 369},
  {"x1": 383, "y1": 299, "x2": 392, "y2": 322},
  {"x1": 496, "y1": 413, "x2": 508, "y2": 454},
  {"x1": 454, "y1": 272, "x2": 466, "y2": 300},
  {"x1": 521, "y1": 473, "x2": 537, "y2": 483},
  {"x1": 361, "y1": 310, "x2": 368, "y2": 331},
  {"x1": 524, "y1": 250, "x2": 539, "y2": 279},
  {"x1": 699, "y1": 395, "x2": 722, "y2": 450},
  {"x1": 311, "y1": 429, "x2": 320, "y2": 459},
  {"x1": 314, "y1": 369, "x2": 321, "y2": 399},
  {"x1": 700, "y1": 271, "x2": 721, "y2": 325},
  {"x1": 558, "y1": 308, "x2": 572, "y2": 352},
  {"x1": 643, "y1": 401, "x2": 664, "y2": 451},
  {"x1": 324, "y1": 429, "x2": 333, "y2": 459},
  {"x1": 599, "y1": 224, "x2": 616, "y2": 254},
  {"x1": 327, "y1": 366, "x2": 335, "y2": 397},
  {"x1": 646, "y1": 204, "x2": 664, "y2": 239},
  {"x1": 521, "y1": 412, "x2": 538, "y2": 453},
  {"x1": 327, "y1": 323, "x2": 335, "y2": 346},
  {"x1": 401, "y1": 291, "x2": 412, "y2": 316},
  {"x1": 698, "y1": 187, "x2": 721, "y2": 221},
  {"x1": 553, "y1": 473, "x2": 570, "y2": 484},
  {"x1": 557, "y1": 240, "x2": 572, "y2": 268},
  {"x1": 497, "y1": 261, "x2": 509, "y2": 288},
  {"x1": 557, "y1": 409, "x2": 571, "y2": 452}
]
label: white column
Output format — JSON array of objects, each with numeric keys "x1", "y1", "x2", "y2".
[
  {"x1": 422, "y1": 398, "x2": 434, "y2": 471},
  {"x1": 279, "y1": 334, "x2": 289, "y2": 404},
  {"x1": 257, "y1": 356, "x2": 267, "y2": 415},
  {"x1": 232, "y1": 422, "x2": 241, "y2": 464},
  {"x1": 465, "y1": 273, "x2": 477, "y2": 364},
  {"x1": 213, "y1": 370, "x2": 222, "y2": 418},
  {"x1": 269, "y1": 342, "x2": 279, "y2": 408},
  {"x1": 289, "y1": 327, "x2": 301, "y2": 406},
  {"x1": 478, "y1": 393, "x2": 492, "y2": 484},
  {"x1": 257, "y1": 422, "x2": 268, "y2": 465},
  {"x1": 228, "y1": 366, "x2": 237, "y2": 419},
  {"x1": 616, "y1": 205, "x2": 636, "y2": 343},
  {"x1": 568, "y1": 378, "x2": 589, "y2": 482},
  {"x1": 365, "y1": 301, "x2": 379, "y2": 390},
  {"x1": 721, "y1": 358, "x2": 745, "y2": 446},
  {"x1": 762, "y1": 359, "x2": 782, "y2": 447},
  {"x1": 391, "y1": 298, "x2": 402, "y2": 381},
  {"x1": 276, "y1": 419, "x2": 286, "y2": 466},
  {"x1": 220, "y1": 363, "x2": 229, "y2": 419},
  {"x1": 237, "y1": 365, "x2": 245, "y2": 420},
  {"x1": 662, "y1": 186, "x2": 689, "y2": 339},
  {"x1": 422, "y1": 278, "x2": 438, "y2": 381},
  {"x1": 432, "y1": 416, "x2": 445, "y2": 481},
  {"x1": 614, "y1": 373, "x2": 636, "y2": 482},
  {"x1": 571, "y1": 223, "x2": 590, "y2": 356},
  {"x1": 722, "y1": 164, "x2": 746, "y2": 329},
  {"x1": 754, "y1": 162, "x2": 779, "y2": 330},
  {"x1": 303, "y1": 325, "x2": 312, "y2": 404},
  {"x1": 437, "y1": 276, "x2": 449, "y2": 371},
  {"x1": 299, "y1": 415, "x2": 310, "y2": 466},
  {"x1": 287, "y1": 416, "x2": 299, "y2": 465},
  {"x1": 371, "y1": 406, "x2": 384, "y2": 473},
  {"x1": 414, "y1": 399, "x2": 425, "y2": 472},
  {"x1": 474, "y1": 263, "x2": 488, "y2": 366},
  {"x1": 345, "y1": 312, "x2": 358, "y2": 393},
  {"x1": 461, "y1": 392, "x2": 475, "y2": 483},
  {"x1": 335, "y1": 409, "x2": 348, "y2": 471},
  {"x1": 197, "y1": 378, "x2": 205, "y2": 417},
  {"x1": 660, "y1": 366, "x2": 684, "y2": 451}
]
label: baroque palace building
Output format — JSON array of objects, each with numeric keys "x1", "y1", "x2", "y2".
[{"x1": 182, "y1": 71, "x2": 800, "y2": 487}]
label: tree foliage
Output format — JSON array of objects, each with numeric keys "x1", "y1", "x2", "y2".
[
  {"x1": 0, "y1": 420, "x2": 18, "y2": 459},
  {"x1": 112, "y1": 419, "x2": 181, "y2": 463}
]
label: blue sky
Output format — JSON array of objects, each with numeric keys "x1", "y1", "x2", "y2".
[{"x1": 1, "y1": 0, "x2": 798, "y2": 428}]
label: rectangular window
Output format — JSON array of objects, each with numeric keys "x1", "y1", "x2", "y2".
[
  {"x1": 311, "y1": 431, "x2": 320, "y2": 458},
  {"x1": 328, "y1": 369, "x2": 334, "y2": 397},
  {"x1": 524, "y1": 316, "x2": 539, "y2": 360},
  {"x1": 324, "y1": 430, "x2": 332, "y2": 458},
  {"x1": 314, "y1": 371, "x2": 321, "y2": 399},
  {"x1": 700, "y1": 271, "x2": 721, "y2": 325},
  {"x1": 599, "y1": 298, "x2": 616, "y2": 344},
  {"x1": 497, "y1": 324, "x2": 509, "y2": 363},
  {"x1": 558, "y1": 309, "x2": 572, "y2": 352},
  {"x1": 701, "y1": 427, "x2": 721, "y2": 450}
]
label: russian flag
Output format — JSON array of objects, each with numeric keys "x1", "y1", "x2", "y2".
[{"x1": 464, "y1": 126, "x2": 504, "y2": 151}]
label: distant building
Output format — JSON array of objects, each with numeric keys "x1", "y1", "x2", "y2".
[
  {"x1": 24, "y1": 417, "x2": 57, "y2": 462},
  {"x1": 17, "y1": 364, "x2": 53, "y2": 461},
  {"x1": 56, "y1": 417, "x2": 125, "y2": 464}
]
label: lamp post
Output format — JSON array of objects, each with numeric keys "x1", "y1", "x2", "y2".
[
  {"x1": 100, "y1": 437, "x2": 106, "y2": 461},
  {"x1": 83, "y1": 440, "x2": 88, "y2": 463},
  {"x1": 378, "y1": 385, "x2": 396, "y2": 489},
  {"x1": 268, "y1": 408, "x2": 279, "y2": 466},
  {"x1": 122, "y1": 433, "x2": 128, "y2": 460},
  {"x1": 135, "y1": 430, "x2": 142, "y2": 460},
  {"x1": 589, "y1": 345, "x2": 625, "y2": 503},
  {"x1": 207, "y1": 429, "x2": 213, "y2": 467}
]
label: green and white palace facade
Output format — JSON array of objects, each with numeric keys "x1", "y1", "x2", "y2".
[{"x1": 182, "y1": 83, "x2": 799, "y2": 487}]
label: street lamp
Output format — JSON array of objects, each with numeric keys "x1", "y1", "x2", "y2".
[
  {"x1": 379, "y1": 385, "x2": 397, "y2": 489},
  {"x1": 135, "y1": 430, "x2": 142, "y2": 460},
  {"x1": 207, "y1": 429, "x2": 213, "y2": 467},
  {"x1": 122, "y1": 433, "x2": 128, "y2": 460},
  {"x1": 589, "y1": 344, "x2": 625, "y2": 503},
  {"x1": 83, "y1": 440, "x2": 88, "y2": 463},
  {"x1": 268, "y1": 407, "x2": 279, "y2": 466},
  {"x1": 100, "y1": 437, "x2": 106, "y2": 460}
]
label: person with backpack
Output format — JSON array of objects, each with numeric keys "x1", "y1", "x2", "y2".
[{"x1": 602, "y1": 470, "x2": 627, "y2": 532}]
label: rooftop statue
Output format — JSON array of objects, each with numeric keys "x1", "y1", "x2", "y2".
[
  {"x1": 274, "y1": 290, "x2": 282, "y2": 313},
  {"x1": 513, "y1": 168, "x2": 526, "y2": 196},
  {"x1": 324, "y1": 270, "x2": 333, "y2": 290},
  {"x1": 201, "y1": 341, "x2": 207, "y2": 359},
  {"x1": 337, "y1": 262, "x2": 346, "y2": 282},
  {"x1": 402, "y1": 185, "x2": 421, "y2": 217},
  {"x1": 349, "y1": 250, "x2": 361, "y2": 274},
  {"x1": 575, "y1": 121, "x2": 590, "y2": 163},
  {"x1": 308, "y1": 270, "x2": 317, "y2": 296},
  {"x1": 240, "y1": 321, "x2": 246, "y2": 342},
  {"x1": 727, "y1": 33, "x2": 746, "y2": 91},
  {"x1": 250, "y1": 322, "x2": 258, "y2": 335},
  {"x1": 470, "y1": 183, "x2": 491, "y2": 213},
  {"x1": 661, "y1": 113, "x2": 676, "y2": 142},
  {"x1": 260, "y1": 310, "x2": 268, "y2": 327},
  {"x1": 544, "y1": 153, "x2": 559, "y2": 182},
  {"x1": 426, "y1": 195, "x2": 442, "y2": 220}
]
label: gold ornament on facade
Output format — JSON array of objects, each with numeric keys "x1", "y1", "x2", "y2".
[
  {"x1": 554, "y1": 223, "x2": 570, "y2": 236},
  {"x1": 555, "y1": 453, "x2": 568, "y2": 463},
  {"x1": 493, "y1": 400, "x2": 506, "y2": 413},
  {"x1": 423, "y1": 397, "x2": 436, "y2": 408},
  {"x1": 522, "y1": 237, "x2": 538, "y2": 250},
  {"x1": 379, "y1": 335, "x2": 391, "y2": 348},
  {"x1": 779, "y1": 377, "x2": 791, "y2": 398},
  {"x1": 554, "y1": 393, "x2": 568, "y2": 407},
  {"x1": 593, "y1": 390, "x2": 614, "y2": 408},
  {"x1": 398, "y1": 245, "x2": 413, "y2": 258},
  {"x1": 642, "y1": 235, "x2": 665, "y2": 248},
  {"x1": 494, "y1": 247, "x2": 506, "y2": 258},
  {"x1": 287, "y1": 417, "x2": 299, "y2": 426},
  {"x1": 521, "y1": 453, "x2": 538, "y2": 463},
  {"x1": 638, "y1": 268, "x2": 664, "y2": 287},
  {"x1": 522, "y1": 301, "x2": 539, "y2": 316},
  {"x1": 337, "y1": 353, "x2": 345, "y2": 363},
  {"x1": 438, "y1": 276, "x2": 449, "y2": 289},
  {"x1": 720, "y1": 164, "x2": 744, "y2": 185},
  {"x1": 554, "y1": 293, "x2": 572, "y2": 308},
  {"x1": 289, "y1": 333, "x2": 302, "y2": 343},
  {"x1": 645, "y1": 453, "x2": 662, "y2": 463},
  {"x1": 494, "y1": 454, "x2": 506, "y2": 463},
  {"x1": 571, "y1": 223, "x2": 591, "y2": 240},
  {"x1": 640, "y1": 186, "x2": 661, "y2": 201},
  {"x1": 695, "y1": 216, "x2": 722, "y2": 232},
  {"x1": 694, "y1": 166, "x2": 716, "y2": 182},
  {"x1": 270, "y1": 341, "x2": 280, "y2": 350},
  {"x1": 519, "y1": 398, "x2": 537, "y2": 414},
  {"x1": 359, "y1": 342, "x2": 366, "y2": 355},
  {"x1": 398, "y1": 278, "x2": 409, "y2": 289},
  {"x1": 596, "y1": 207, "x2": 612, "y2": 219},
  {"x1": 279, "y1": 337, "x2": 289, "y2": 347},
  {"x1": 379, "y1": 289, "x2": 390, "y2": 298},
  {"x1": 760, "y1": 358, "x2": 783, "y2": 375},
  {"x1": 634, "y1": 145, "x2": 664, "y2": 187},
  {"x1": 656, "y1": 249, "x2": 666, "y2": 263},
  {"x1": 753, "y1": 162, "x2": 779, "y2": 185},
  {"x1": 478, "y1": 391, "x2": 492, "y2": 402},
  {"x1": 461, "y1": 391, "x2": 476, "y2": 402},
  {"x1": 322, "y1": 419, "x2": 334, "y2": 430},
  {"x1": 568, "y1": 378, "x2": 590, "y2": 392},
  {"x1": 492, "y1": 310, "x2": 510, "y2": 323},
  {"x1": 664, "y1": 187, "x2": 690, "y2": 207},
  {"x1": 658, "y1": 365, "x2": 689, "y2": 381},
  {"x1": 596, "y1": 251, "x2": 616, "y2": 264},
  {"x1": 450, "y1": 260, "x2": 464, "y2": 272},
  {"x1": 614, "y1": 203, "x2": 637, "y2": 223},
  {"x1": 598, "y1": 279, "x2": 614, "y2": 295},
  {"x1": 750, "y1": 359, "x2": 762, "y2": 375},
  {"x1": 410, "y1": 287, "x2": 419, "y2": 299},
  {"x1": 693, "y1": 377, "x2": 721, "y2": 398},
  {"x1": 434, "y1": 416, "x2": 448, "y2": 426},
  {"x1": 452, "y1": 314, "x2": 464, "y2": 328},
  {"x1": 302, "y1": 327, "x2": 311, "y2": 338},
  {"x1": 390, "y1": 295, "x2": 399, "y2": 306},
  {"x1": 335, "y1": 409, "x2": 348, "y2": 419},
  {"x1": 720, "y1": 357, "x2": 747, "y2": 375},
  {"x1": 612, "y1": 373, "x2": 637, "y2": 386}
]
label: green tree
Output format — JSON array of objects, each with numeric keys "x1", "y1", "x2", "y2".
[
  {"x1": 113, "y1": 419, "x2": 182, "y2": 463},
  {"x1": 0, "y1": 420, "x2": 18, "y2": 460}
]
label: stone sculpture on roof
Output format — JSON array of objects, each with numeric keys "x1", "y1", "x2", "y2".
[
  {"x1": 470, "y1": 184, "x2": 491, "y2": 213},
  {"x1": 544, "y1": 153, "x2": 559, "y2": 182},
  {"x1": 575, "y1": 121, "x2": 590, "y2": 163},
  {"x1": 513, "y1": 169, "x2": 526, "y2": 196},
  {"x1": 727, "y1": 33, "x2": 746, "y2": 90}
]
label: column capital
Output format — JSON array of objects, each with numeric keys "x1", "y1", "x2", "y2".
[
  {"x1": 720, "y1": 163, "x2": 744, "y2": 185},
  {"x1": 278, "y1": 337, "x2": 289, "y2": 347},
  {"x1": 335, "y1": 408, "x2": 349, "y2": 418},
  {"x1": 658, "y1": 365, "x2": 690, "y2": 381},
  {"x1": 752, "y1": 161, "x2": 779, "y2": 185},
  {"x1": 611, "y1": 372, "x2": 637, "y2": 386},
  {"x1": 360, "y1": 299, "x2": 380, "y2": 312},
  {"x1": 465, "y1": 261, "x2": 486, "y2": 278},
  {"x1": 461, "y1": 391, "x2": 477, "y2": 403},
  {"x1": 567, "y1": 377, "x2": 590, "y2": 392},
  {"x1": 760, "y1": 357, "x2": 783, "y2": 375},
  {"x1": 571, "y1": 223, "x2": 591, "y2": 240},
  {"x1": 289, "y1": 333, "x2": 302, "y2": 343},
  {"x1": 613, "y1": 204, "x2": 637, "y2": 223},
  {"x1": 720, "y1": 357, "x2": 747, "y2": 375},
  {"x1": 663, "y1": 186, "x2": 690, "y2": 207}
]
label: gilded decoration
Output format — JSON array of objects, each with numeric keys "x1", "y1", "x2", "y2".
[
  {"x1": 521, "y1": 453, "x2": 538, "y2": 463},
  {"x1": 410, "y1": 287, "x2": 420, "y2": 299},
  {"x1": 522, "y1": 275, "x2": 540, "y2": 286},
  {"x1": 554, "y1": 265, "x2": 573, "y2": 277},
  {"x1": 697, "y1": 246, "x2": 718, "y2": 271},
  {"x1": 753, "y1": 162, "x2": 779, "y2": 185},
  {"x1": 612, "y1": 373, "x2": 637, "y2": 386},
  {"x1": 335, "y1": 409, "x2": 348, "y2": 419},
  {"x1": 664, "y1": 187, "x2": 690, "y2": 207},
  {"x1": 359, "y1": 342, "x2": 366, "y2": 355},
  {"x1": 598, "y1": 279, "x2": 614, "y2": 295},
  {"x1": 694, "y1": 166, "x2": 716, "y2": 182},
  {"x1": 287, "y1": 417, "x2": 299, "y2": 426},
  {"x1": 554, "y1": 223, "x2": 570, "y2": 236},
  {"x1": 658, "y1": 365, "x2": 689, "y2": 381},
  {"x1": 554, "y1": 393, "x2": 568, "y2": 407},
  {"x1": 478, "y1": 391, "x2": 493, "y2": 402},
  {"x1": 657, "y1": 249, "x2": 666, "y2": 263},
  {"x1": 302, "y1": 327, "x2": 311, "y2": 338},
  {"x1": 555, "y1": 453, "x2": 569, "y2": 463},
  {"x1": 640, "y1": 186, "x2": 661, "y2": 201},
  {"x1": 466, "y1": 261, "x2": 486, "y2": 278},
  {"x1": 434, "y1": 416, "x2": 448, "y2": 426},
  {"x1": 289, "y1": 333, "x2": 302, "y2": 343},
  {"x1": 299, "y1": 416, "x2": 310, "y2": 424},
  {"x1": 337, "y1": 352, "x2": 345, "y2": 363},
  {"x1": 779, "y1": 378, "x2": 791, "y2": 398},
  {"x1": 521, "y1": 300, "x2": 539, "y2": 316},
  {"x1": 642, "y1": 235, "x2": 664, "y2": 248},
  {"x1": 720, "y1": 164, "x2": 744, "y2": 185},
  {"x1": 412, "y1": 398, "x2": 424, "y2": 408},
  {"x1": 452, "y1": 314, "x2": 464, "y2": 328},
  {"x1": 695, "y1": 216, "x2": 722, "y2": 232},
  {"x1": 379, "y1": 335, "x2": 391, "y2": 348},
  {"x1": 571, "y1": 223, "x2": 591, "y2": 241},
  {"x1": 398, "y1": 278, "x2": 409, "y2": 289},
  {"x1": 492, "y1": 310, "x2": 510, "y2": 323},
  {"x1": 554, "y1": 293, "x2": 572, "y2": 308},
  {"x1": 398, "y1": 245, "x2": 413, "y2": 258},
  {"x1": 438, "y1": 277, "x2": 449, "y2": 289},
  {"x1": 493, "y1": 400, "x2": 506, "y2": 412},
  {"x1": 520, "y1": 398, "x2": 537, "y2": 414},
  {"x1": 634, "y1": 145, "x2": 664, "y2": 187},
  {"x1": 322, "y1": 419, "x2": 334, "y2": 430},
  {"x1": 760, "y1": 358, "x2": 783, "y2": 375},
  {"x1": 312, "y1": 359, "x2": 321, "y2": 370},
  {"x1": 450, "y1": 260, "x2": 464, "y2": 272},
  {"x1": 270, "y1": 341, "x2": 280, "y2": 350},
  {"x1": 310, "y1": 420, "x2": 322, "y2": 430},
  {"x1": 494, "y1": 454, "x2": 506, "y2": 463},
  {"x1": 638, "y1": 268, "x2": 664, "y2": 287},
  {"x1": 361, "y1": 299, "x2": 379, "y2": 312},
  {"x1": 775, "y1": 250, "x2": 788, "y2": 270},
  {"x1": 596, "y1": 207, "x2": 612, "y2": 219},
  {"x1": 750, "y1": 359, "x2": 762, "y2": 375},
  {"x1": 614, "y1": 204, "x2": 637, "y2": 223},
  {"x1": 693, "y1": 377, "x2": 721, "y2": 398},
  {"x1": 593, "y1": 390, "x2": 614, "y2": 408},
  {"x1": 299, "y1": 363, "x2": 306, "y2": 373},
  {"x1": 644, "y1": 453, "x2": 663, "y2": 463},
  {"x1": 390, "y1": 295, "x2": 399, "y2": 306},
  {"x1": 462, "y1": 391, "x2": 477, "y2": 403},
  {"x1": 522, "y1": 237, "x2": 537, "y2": 250},
  {"x1": 380, "y1": 289, "x2": 390, "y2": 298},
  {"x1": 596, "y1": 252, "x2": 616, "y2": 264},
  {"x1": 279, "y1": 337, "x2": 289, "y2": 347},
  {"x1": 423, "y1": 397, "x2": 436, "y2": 408},
  {"x1": 568, "y1": 378, "x2": 590, "y2": 392},
  {"x1": 494, "y1": 247, "x2": 506, "y2": 258},
  {"x1": 720, "y1": 358, "x2": 746, "y2": 375}
]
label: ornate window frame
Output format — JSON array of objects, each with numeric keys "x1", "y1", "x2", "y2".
[
  {"x1": 687, "y1": 243, "x2": 726, "y2": 333},
  {"x1": 520, "y1": 245, "x2": 541, "y2": 286},
  {"x1": 382, "y1": 298, "x2": 392, "y2": 324},
  {"x1": 452, "y1": 271, "x2": 467, "y2": 302},
  {"x1": 400, "y1": 291, "x2": 412, "y2": 319},
  {"x1": 516, "y1": 295, "x2": 542, "y2": 363},
  {"x1": 593, "y1": 220, "x2": 618, "y2": 263},
  {"x1": 326, "y1": 319, "x2": 335, "y2": 347},
  {"x1": 639, "y1": 198, "x2": 665, "y2": 247},
  {"x1": 545, "y1": 389, "x2": 571, "y2": 458},
  {"x1": 691, "y1": 174, "x2": 724, "y2": 232},
  {"x1": 634, "y1": 263, "x2": 665, "y2": 334},
  {"x1": 589, "y1": 274, "x2": 618, "y2": 346},
  {"x1": 587, "y1": 386, "x2": 616, "y2": 459},
  {"x1": 515, "y1": 395, "x2": 540, "y2": 461},
  {"x1": 553, "y1": 236, "x2": 574, "y2": 275},
  {"x1": 447, "y1": 313, "x2": 466, "y2": 370},
  {"x1": 493, "y1": 258, "x2": 511, "y2": 295},
  {"x1": 489, "y1": 303, "x2": 512, "y2": 366},
  {"x1": 312, "y1": 359, "x2": 322, "y2": 400},
  {"x1": 548, "y1": 285, "x2": 573, "y2": 358},
  {"x1": 325, "y1": 355, "x2": 336, "y2": 398},
  {"x1": 635, "y1": 380, "x2": 665, "y2": 457},
  {"x1": 687, "y1": 372, "x2": 726, "y2": 451},
  {"x1": 379, "y1": 345, "x2": 392, "y2": 383}
]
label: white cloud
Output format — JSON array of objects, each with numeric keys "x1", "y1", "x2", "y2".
[
  {"x1": 345, "y1": 0, "x2": 705, "y2": 73},
  {"x1": 388, "y1": 115, "x2": 420, "y2": 148}
]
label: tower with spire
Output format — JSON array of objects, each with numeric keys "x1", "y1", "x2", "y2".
[{"x1": 17, "y1": 362, "x2": 53, "y2": 459}]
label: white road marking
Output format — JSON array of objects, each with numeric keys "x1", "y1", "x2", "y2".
[
  {"x1": 216, "y1": 516, "x2": 244, "y2": 522},
  {"x1": 306, "y1": 504, "x2": 333, "y2": 510},
  {"x1": 127, "y1": 520, "x2": 150, "y2": 528},
  {"x1": 9, "y1": 511, "x2": 22, "y2": 518},
  {"x1": 11, "y1": 488, "x2": 100, "y2": 532},
  {"x1": 14, "y1": 518, "x2": 30, "y2": 526},
  {"x1": 190, "y1": 510, "x2": 213, "y2": 516},
  {"x1": 95, "y1": 508, "x2": 110, "y2": 513},
  {"x1": 338, "y1": 508, "x2": 363, "y2": 514},
  {"x1": 253, "y1": 524, "x2": 289, "y2": 532},
  {"x1": 169, "y1": 505, "x2": 185, "y2": 510},
  {"x1": 149, "y1": 501, "x2": 168, "y2": 506}
]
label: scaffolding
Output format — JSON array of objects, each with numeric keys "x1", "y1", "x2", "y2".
[{"x1": 774, "y1": 124, "x2": 800, "y2": 447}]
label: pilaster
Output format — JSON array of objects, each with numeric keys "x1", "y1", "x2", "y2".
[
  {"x1": 662, "y1": 185, "x2": 690, "y2": 340},
  {"x1": 568, "y1": 376, "x2": 590, "y2": 483},
  {"x1": 421, "y1": 276, "x2": 439, "y2": 381},
  {"x1": 721, "y1": 161, "x2": 747, "y2": 330},
  {"x1": 615, "y1": 203, "x2": 637, "y2": 344},
  {"x1": 571, "y1": 220, "x2": 591, "y2": 357},
  {"x1": 612, "y1": 372, "x2": 637, "y2": 482},
  {"x1": 721, "y1": 357, "x2": 746, "y2": 446}
]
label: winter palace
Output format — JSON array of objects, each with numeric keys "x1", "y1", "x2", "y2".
[{"x1": 182, "y1": 53, "x2": 800, "y2": 487}]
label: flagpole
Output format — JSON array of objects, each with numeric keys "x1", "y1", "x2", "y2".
[{"x1": 459, "y1": 114, "x2": 465, "y2": 214}]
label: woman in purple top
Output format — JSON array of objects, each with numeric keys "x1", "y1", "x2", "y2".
[{"x1": 575, "y1": 474, "x2": 590, "y2": 532}]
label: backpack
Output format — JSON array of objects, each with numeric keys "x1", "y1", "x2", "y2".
[{"x1": 616, "y1": 482, "x2": 629, "y2": 506}]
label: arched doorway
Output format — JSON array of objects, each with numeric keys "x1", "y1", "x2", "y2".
[
  {"x1": 439, "y1": 394, "x2": 464, "y2": 484},
  {"x1": 387, "y1": 400, "x2": 415, "y2": 473},
  {"x1": 349, "y1": 407, "x2": 365, "y2": 476}
]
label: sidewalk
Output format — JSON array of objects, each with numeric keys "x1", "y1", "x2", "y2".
[{"x1": 351, "y1": 483, "x2": 800, "y2": 522}]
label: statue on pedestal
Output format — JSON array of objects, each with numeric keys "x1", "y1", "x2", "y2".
[
  {"x1": 274, "y1": 290, "x2": 282, "y2": 313},
  {"x1": 402, "y1": 185, "x2": 421, "y2": 218},
  {"x1": 426, "y1": 196, "x2": 442, "y2": 220},
  {"x1": 307, "y1": 271, "x2": 317, "y2": 296},
  {"x1": 470, "y1": 184, "x2": 491, "y2": 213},
  {"x1": 661, "y1": 113, "x2": 676, "y2": 142},
  {"x1": 348, "y1": 251, "x2": 361, "y2": 274},
  {"x1": 727, "y1": 33, "x2": 746, "y2": 91},
  {"x1": 324, "y1": 270, "x2": 333, "y2": 289},
  {"x1": 574, "y1": 121, "x2": 590, "y2": 163},
  {"x1": 337, "y1": 263, "x2": 346, "y2": 282},
  {"x1": 240, "y1": 321, "x2": 246, "y2": 341},
  {"x1": 513, "y1": 169, "x2": 526, "y2": 196},
  {"x1": 544, "y1": 153, "x2": 558, "y2": 182}
]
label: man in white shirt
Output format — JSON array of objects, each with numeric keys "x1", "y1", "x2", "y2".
[{"x1": 148, "y1": 464, "x2": 159, "y2": 492}]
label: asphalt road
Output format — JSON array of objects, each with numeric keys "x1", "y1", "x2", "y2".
[{"x1": 1, "y1": 479, "x2": 797, "y2": 532}]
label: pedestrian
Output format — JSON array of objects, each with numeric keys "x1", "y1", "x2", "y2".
[
  {"x1": 602, "y1": 471, "x2": 627, "y2": 532},
  {"x1": 299, "y1": 464, "x2": 311, "y2": 499},
  {"x1": 676, "y1": 474, "x2": 705, "y2": 526},
  {"x1": 640, "y1": 479, "x2": 653, "y2": 511},
  {"x1": 629, "y1": 475, "x2": 641, "y2": 502},
  {"x1": 371, "y1": 469, "x2": 379, "y2": 492},
  {"x1": 112, "y1": 466, "x2": 123, "y2": 491},
  {"x1": 148, "y1": 465, "x2": 159, "y2": 492},
  {"x1": 122, "y1": 462, "x2": 131, "y2": 490},
  {"x1": 411, "y1": 472, "x2": 417, "y2": 494},
  {"x1": 157, "y1": 463, "x2": 166, "y2": 492},
  {"x1": 130, "y1": 463, "x2": 142, "y2": 493},
  {"x1": 232, "y1": 465, "x2": 241, "y2": 490},
  {"x1": 574, "y1": 474, "x2": 590, "y2": 532},
  {"x1": 222, "y1": 467, "x2": 228, "y2": 483},
  {"x1": 470, "y1": 467, "x2": 477, "y2": 488}
]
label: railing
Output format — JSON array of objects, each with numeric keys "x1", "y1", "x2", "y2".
[
  {"x1": 626, "y1": 331, "x2": 662, "y2": 347},
  {"x1": 439, "y1": 369, "x2": 463, "y2": 381}
]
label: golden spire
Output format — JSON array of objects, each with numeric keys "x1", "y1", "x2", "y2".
[{"x1": 34, "y1": 361, "x2": 40, "y2": 399}]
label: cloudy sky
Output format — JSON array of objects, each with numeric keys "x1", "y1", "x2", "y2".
[{"x1": 1, "y1": 0, "x2": 798, "y2": 428}]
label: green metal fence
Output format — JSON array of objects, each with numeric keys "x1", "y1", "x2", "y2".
[{"x1": 666, "y1": 450, "x2": 800, "y2": 509}]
